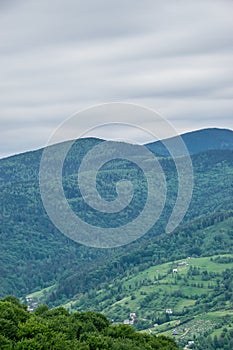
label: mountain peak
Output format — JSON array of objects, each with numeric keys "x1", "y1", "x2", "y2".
[{"x1": 146, "y1": 127, "x2": 233, "y2": 156}]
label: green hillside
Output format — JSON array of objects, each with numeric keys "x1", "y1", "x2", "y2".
[
  {"x1": 0, "y1": 137, "x2": 232, "y2": 299},
  {"x1": 0, "y1": 129, "x2": 233, "y2": 349},
  {"x1": 68, "y1": 253, "x2": 233, "y2": 324},
  {"x1": 25, "y1": 216, "x2": 233, "y2": 348},
  {"x1": 40, "y1": 211, "x2": 232, "y2": 305}
]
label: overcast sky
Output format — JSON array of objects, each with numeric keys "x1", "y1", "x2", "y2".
[{"x1": 0, "y1": 0, "x2": 233, "y2": 158}]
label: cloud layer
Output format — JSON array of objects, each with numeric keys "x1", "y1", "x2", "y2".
[{"x1": 1, "y1": 0, "x2": 233, "y2": 157}]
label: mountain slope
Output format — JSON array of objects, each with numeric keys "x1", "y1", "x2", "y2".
[
  {"x1": 0, "y1": 130, "x2": 232, "y2": 300},
  {"x1": 62, "y1": 216, "x2": 233, "y2": 320},
  {"x1": 0, "y1": 128, "x2": 233, "y2": 348},
  {"x1": 146, "y1": 128, "x2": 233, "y2": 156},
  {"x1": 39, "y1": 211, "x2": 233, "y2": 305},
  {"x1": 24, "y1": 212, "x2": 233, "y2": 349}
]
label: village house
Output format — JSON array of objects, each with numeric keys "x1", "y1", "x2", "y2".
[
  {"x1": 123, "y1": 312, "x2": 137, "y2": 325},
  {"x1": 166, "y1": 308, "x2": 173, "y2": 314}
]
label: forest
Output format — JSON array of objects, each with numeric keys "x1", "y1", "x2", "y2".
[
  {"x1": 0, "y1": 296, "x2": 179, "y2": 349},
  {"x1": 0, "y1": 131, "x2": 233, "y2": 348}
]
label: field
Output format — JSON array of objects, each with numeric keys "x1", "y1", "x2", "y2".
[{"x1": 49, "y1": 254, "x2": 232, "y2": 348}]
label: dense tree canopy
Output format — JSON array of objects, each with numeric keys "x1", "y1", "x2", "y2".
[{"x1": 0, "y1": 297, "x2": 179, "y2": 349}]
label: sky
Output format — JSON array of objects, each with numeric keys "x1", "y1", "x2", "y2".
[{"x1": 0, "y1": 0, "x2": 233, "y2": 158}]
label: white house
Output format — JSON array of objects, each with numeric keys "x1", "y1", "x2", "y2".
[{"x1": 166, "y1": 309, "x2": 173, "y2": 314}]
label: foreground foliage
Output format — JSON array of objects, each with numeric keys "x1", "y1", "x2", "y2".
[{"x1": 0, "y1": 297, "x2": 179, "y2": 349}]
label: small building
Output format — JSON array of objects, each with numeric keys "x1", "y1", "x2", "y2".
[
  {"x1": 188, "y1": 341, "x2": 194, "y2": 346},
  {"x1": 123, "y1": 319, "x2": 134, "y2": 325},
  {"x1": 27, "y1": 306, "x2": 35, "y2": 312},
  {"x1": 173, "y1": 268, "x2": 178, "y2": 273},
  {"x1": 26, "y1": 297, "x2": 33, "y2": 303},
  {"x1": 123, "y1": 319, "x2": 130, "y2": 325},
  {"x1": 166, "y1": 308, "x2": 173, "y2": 314},
  {"x1": 130, "y1": 313, "x2": 136, "y2": 320}
]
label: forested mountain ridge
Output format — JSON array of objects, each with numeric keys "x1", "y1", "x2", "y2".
[
  {"x1": 0, "y1": 128, "x2": 233, "y2": 348},
  {"x1": 0, "y1": 129, "x2": 232, "y2": 299},
  {"x1": 146, "y1": 128, "x2": 233, "y2": 156}
]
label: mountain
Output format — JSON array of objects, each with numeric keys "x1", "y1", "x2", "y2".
[
  {"x1": 0, "y1": 128, "x2": 233, "y2": 348},
  {"x1": 146, "y1": 128, "x2": 233, "y2": 156},
  {"x1": 0, "y1": 129, "x2": 232, "y2": 296}
]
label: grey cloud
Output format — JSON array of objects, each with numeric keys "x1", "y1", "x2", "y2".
[{"x1": 0, "y1": 0, "x2": 233, "y2": 158}]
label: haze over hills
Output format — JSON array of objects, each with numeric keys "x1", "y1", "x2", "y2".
[{"x1": 0, "y1": 127, "x2": 233, "y2": 349}]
